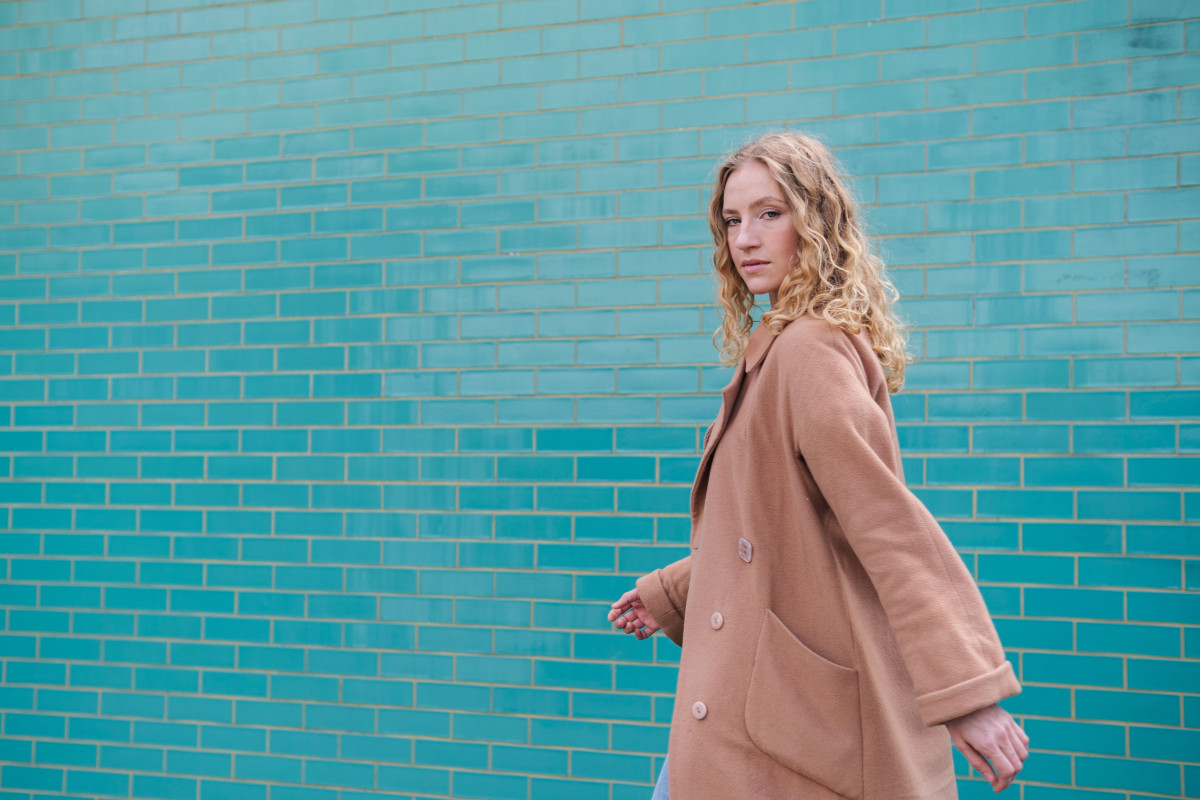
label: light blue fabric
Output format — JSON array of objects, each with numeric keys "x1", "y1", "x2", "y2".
[{"x1": 651, "y1": 756, "x2": 669, "y2": 800}]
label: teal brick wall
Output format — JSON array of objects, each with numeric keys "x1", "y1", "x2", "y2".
[{"x1": 1, "y1": 1, "x2": 1198, "y2": 798}]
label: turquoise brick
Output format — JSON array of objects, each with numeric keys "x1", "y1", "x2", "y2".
[
  {"x1": 461, "y1": 142, "x2": 538, "y2": 172},
  {"x1": 1025, "y1": 193, "x2": 1124, "y2": 228},
  {"x1": 880, "y1": 45, "x2": 973, "y2": 80},
  {"x1": 1076, "y1": 357, "x2": 1178, "y2": 387},
  {"x1": 1077, "y1": 756, "x2": 1179, "y2": 794},
  {"x1": 838, "y1": 80, "x2": 925, "y2": 115},
  {"x1": 971, "y1": 357, "x2": 1064, "y2": 389},
  {"x1": 622, "y1": 11, "x2": 703, "y2": 45},
  {"x1": 977, "y1": 489, "x2": 1073, "y2": 519},
  {"x1": 864, "y1": 205, "x2": 923, "y2": 236},
  {"x1": 989, "y1": 618, "x2": 1073, "y2": 653},
  {"x1": 929, "y1": 9, "x2": 1022, "y2": 46},
  {"x1": 1025, "y1": 652, "x2": 1124, "y2": 687},
  {"x1": 877, "y1": 109, "x2": 969, "y2": 144},
  {"x1": 543, "y1": 20, "x2": 620, "y2": 54},
  {"x1": 977, "y1": 294, "x2": 1072, "y2": 326},
  {"x1": 924, "y1": 456, "x2": 1018, "y2": 486},
  {"x1": 702, "y1": 66, "x2": 787, "y2": 106},
  {"x1": 1083, "y1": 557, "x2": 1182, "y2": 590},
  {"x1": 573, "y1": 46, "x2": 657, "y2": 84},
  {"x1": 1131, "y1": 119, "x2": 1200, "y2": 156},
  {"x1": 1027, "y1": 63, "x2": 1128, "y2": 100},
  {"x1": 1076, "y1": 89, "x2": 1177, "y2": 128},
  {"x1": 1027, "y1": 0, "x2": 1127, "y2": 35},
  {"x1": 927, "y1": 393, "x2": 1021, "y2": 421},
  {"x1": 1134, "y1": 51, "x2": 1200, "y2": 91},
  {"x1": 1131, "y1": 186, "x2": 1200, "y2": 223},
  {"x1": 662, "y1": 38, "x2": 743, "y2": 72},
  {"x1": 926, "y1": 264, "x2": 1021, "y2": 296},
  {"x1": 1128, "y1": 588, "x2": 1200, "y2": 624},
  {"x1": 1130, "y1": 657, "x2": 1200, "y2": 694},
  {"x1": 673, "y1": 96, "x2": 747, "y2": 128},
  {"x1": 1025, "y1": 719, "x2": 1126, "y2": 756},
  {"x1": 1075, "y1": 424, "x2": 1175, "y2": 453},
  {"x1": 1080, "y1": 22, "x2": 1183, "y2": 63},
  {"x1": 1026, "y1": 326, "x2": 1125, "y2": 356},
  {"x1": 1078, "y1": 688, "x2": 1180, "y2": 724},
  {"x1": 1130, "y1": 726, "x2": 1200, "y2": 766},
  {"x1": 1131, "y1": 389, "x2": 1200, "y2": 419},
  {"x1": 1079, "y1": 490, "x2": 1180, "y2": 521},
  {"x1": 976, "y1": 165, "x2": 1071, "y2": 199},
  {"x1": 979, "y1": 34, "x2": 1075, "y2": 74},
  {"x1": 878, "y1": 171, "x2": 970, "y2": 204},
  {"x1": 1076, "y1": 156, "x2": 1177, "y2": 193},
  {"x1": 1130, "y1": 321, "x2": 1200, "y2": 353},
  {"x1": 837, "y1": 19, "x2": 925, "y2": 55},
  {"x1": 1026, "y1": 457, "x2": 1124, "y2": 487}
]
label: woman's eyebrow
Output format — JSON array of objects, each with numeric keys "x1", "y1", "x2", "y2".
[{"x1": 723, "y1": 195, "x2": 788, "y2": 215}]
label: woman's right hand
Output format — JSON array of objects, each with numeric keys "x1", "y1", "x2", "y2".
[{"x1": 608, "y1": 587, "x2": 661, "y2": 639}]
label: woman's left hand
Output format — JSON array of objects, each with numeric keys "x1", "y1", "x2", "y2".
[{"x1": 945, "y1": 703, "x2": 1029, "y2": 793}]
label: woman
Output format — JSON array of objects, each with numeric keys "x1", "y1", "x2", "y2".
[{"x1": 608, "y1": 133, "x2": 1029, "y2": 799}]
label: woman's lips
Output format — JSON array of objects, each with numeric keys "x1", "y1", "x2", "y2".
[{"x1": 742, "y1": 261, "x2": 768, "y2": 274}]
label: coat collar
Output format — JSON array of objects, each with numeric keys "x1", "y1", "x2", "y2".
[{"x1": 743, "y1": 322, "x2": 777, "y2": 373}]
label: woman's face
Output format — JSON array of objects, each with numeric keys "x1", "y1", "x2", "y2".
[{"x1": 721, "y1": 159, "x2": 800, "y2": 308}]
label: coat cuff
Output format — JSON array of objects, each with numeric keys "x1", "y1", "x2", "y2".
[
  {"x1": 636, "y1": 568, "x2": 686, "y2": 647},
  {"x1": 917, "y1": 660, "x2": 1021, "y2": 726}
]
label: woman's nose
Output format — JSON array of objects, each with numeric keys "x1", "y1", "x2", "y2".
[{"x1": 734, "y1": 221, "x2": 757, "y2": 248}]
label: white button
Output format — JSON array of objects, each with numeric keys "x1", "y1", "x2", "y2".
[
  {"x1": 738, "y1": 538, "x2": 753, "y2": 563},
  {"x1": 691, "y1": 701, "x2": 707, "y2": 720},
  {"x1": 710, "y1": 612, "x2": 724, "y2": 630}
]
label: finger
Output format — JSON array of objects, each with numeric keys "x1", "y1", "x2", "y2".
[
  {"x1": 609, "y1": 599, "x2": 639, "y2": 624},
  {"x1": 955, "y1": 739, "x2": 997, "y2": 789},
  {"x1": 610, "y1": 589, "x2": 638, "y2": 609},
  {"x1": 1008, "y1": 726, "x2": 1029, "y2": 763},
  {"x1": 988, "y1": 754, "x2": 1015, "y2": 792},
  {"x1": 608, "y1": 605, "x2": 635, "y2": 624},
  {"x1": 998, "y1": 716, "x2": 1028, "y2": 763}
]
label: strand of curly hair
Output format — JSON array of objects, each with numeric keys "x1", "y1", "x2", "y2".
[{"x1": 707, "y1": 132, "x2": 912, "y2": 393}]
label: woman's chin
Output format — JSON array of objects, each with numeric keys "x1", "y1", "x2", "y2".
[{"x1": 744, "y1": 281, "x2": 782, "y2": 299}]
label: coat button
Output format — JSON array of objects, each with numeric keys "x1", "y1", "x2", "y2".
[
  {"x1": 691, "y1": 701, "x2": 707, "y2": 720},
  {"x1": 738, "y1": 537, "x2": 753, "y2": 563},
  {"x1": 710, "y1": 612, "x2": 724, "y2": 630}
]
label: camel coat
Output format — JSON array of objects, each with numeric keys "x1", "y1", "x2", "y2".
[{"x1": 637, "y1": 317, "x2": 1019, "y2": 799}]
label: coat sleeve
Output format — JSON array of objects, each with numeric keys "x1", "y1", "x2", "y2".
[
  {"x1": 636, "y1": 555, "x2": 691, "y2": 647},
  {"x1": 779, "y1": 322, "x2": 1019, "y2": 726}
]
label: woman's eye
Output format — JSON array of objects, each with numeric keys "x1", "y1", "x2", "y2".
[
  {"x1": 763, "y1": 210, "x2": 781, "y2": 219},
  {"x1": 724, "y1": 217, "x2": 739, "y2": 227}
]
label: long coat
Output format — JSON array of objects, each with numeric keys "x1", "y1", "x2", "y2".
[{"x1": 636, "y1": 317, "x2": 1020, "y2": 799}]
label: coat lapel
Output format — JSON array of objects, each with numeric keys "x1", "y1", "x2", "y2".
[{"x1": 690, "y1": 323, "x2": 778, "y2": 523}]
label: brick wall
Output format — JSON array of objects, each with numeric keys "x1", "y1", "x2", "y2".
[{"x1": 1, "y1": 1, "x2": 1197, "y2": 798}]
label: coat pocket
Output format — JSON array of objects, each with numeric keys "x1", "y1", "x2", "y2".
[{"x1": 744, "y1": 609, "x2": 863, "y2": 800}]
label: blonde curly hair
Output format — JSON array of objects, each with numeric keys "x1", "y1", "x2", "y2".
[{"x1": 707, "y1": 132, "x2": 911, "y2": 393}]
